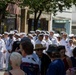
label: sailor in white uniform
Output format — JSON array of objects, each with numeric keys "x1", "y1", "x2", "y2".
[
  {"x1": 6, "y1": 31, "x2": 16, "y2": 52},
  {"x1": 34, "y1": 30, "x2": 41, "y2": 41},
  {"x1": 60, "y1": 32, "x2": 70, "y2": 57},
  {"x1": 20, "y1": 32, "x2": 26, "y2": 39},
  {"x1": 60, "y1": 33, "x2": 68, "y2": 45},
  {"x1": 49, "y1": 30, "x2": 58, "y2": 46},
  {"x1": 0, "y1": 34, "x2": 6, "y2": 70},
  {"x1": 28, "y1": 34, "x2": 35, "y2": 48},
  {"x1": 44, "y1": 34, "x2": 52, "y2": 51},
  {"x1": 3, "y1": 32, "x2": 9, "y2": 69},
  {"x1": 35, "y1": 33, "x2": 47, "y2": 54},
  {"x1": 5, "y1": 32, "x2": 16, "y2": 70},
  {"x1": 35, "y1": 33, "x2": 46, "y2": 47},
  {"x1": 15, "y1": 33, "x2": 21, "y2": 41},
  {"x1": 66, "y1": 39, "x2": 75, "y2": 57}
]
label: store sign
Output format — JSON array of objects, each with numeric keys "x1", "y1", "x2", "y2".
[
  {"x1": 54, "y1": 20, "x2": 67, "y2": 23},
  {"x1": 6, "y1": 18, "x2": 15, "y2": 25}
]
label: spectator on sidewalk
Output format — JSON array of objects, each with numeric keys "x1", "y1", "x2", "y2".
[
  {"x1": 34, "y1": 44, "x2": 51, "y2": 75},
  {"x1": 4, "y1": 52, "x2": 26, "y2": 75},
  {"x1": 20, "y1": 41, "x2": 39, "y2": 75},
  {"x1": 57, "y1": 45, "x2": 72, "y2": 71},
  {"x1": 66, "y1": 47, "x2": 76, "y2": 75},
  {"x1": 70, "y1": 47, "x2": 76, "y2": 67},
  {"x1": 46, "y1": 44, "x2": 66, "y2": 75},
  {"x1": 7, "y1": 41, "x2": 21, "y2": 71}
]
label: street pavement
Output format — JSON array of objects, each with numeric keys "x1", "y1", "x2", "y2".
[
  {"x1": 0, "y1": 64, "x2": 6, "y2": 75},
  {"x1": 0, "y1": 71, "x2": 4, "y2": 75}
]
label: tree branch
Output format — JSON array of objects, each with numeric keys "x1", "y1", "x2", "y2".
[
  {"x1": 37, "y1": 10, "x2": 42, "y2": 20},
  {"x1": 34, "y1": 9, "x2": 38, "y2": 20}
]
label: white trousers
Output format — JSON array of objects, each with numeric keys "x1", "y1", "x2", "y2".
[
  {"x1": 5, "y1": 52, "x2": 10, "y2": 69},
  {"x1": 0, "y1": 52, "x2": 3, "y2": 69}
]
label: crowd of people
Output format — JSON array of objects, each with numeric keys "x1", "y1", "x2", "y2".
[{"x1": 0, "y1": 29, "x2": 76, "y2": 75}]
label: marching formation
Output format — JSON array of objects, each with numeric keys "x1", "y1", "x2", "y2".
[{"x1": 0, "y1": 30, "x2": 76, "y2": 75}]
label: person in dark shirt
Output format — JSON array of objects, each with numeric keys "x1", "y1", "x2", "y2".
[
  {"x1": 57, "y1": 45, "x2": 72, "y2": 71},
  {"x1": 34, "y1": 44, "x2": 51, "y2": 75},
  {"x1": 70, "y1": 47, "x2": 76, "y2": 67},
  {"x1": 46, "y1": 44, "x2": 66, "y2": 75}
]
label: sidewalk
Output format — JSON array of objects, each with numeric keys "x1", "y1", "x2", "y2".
[
  {"x1": 0, "y1": 64, "x2": 6, "y2": 75},
  {"x1": 0, "y1": 71, "x2": 4, "y2": 75}
]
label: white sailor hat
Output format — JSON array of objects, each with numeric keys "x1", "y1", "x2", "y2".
[
  {"x1": 69, "y1": 34, "x2": 74, "y2": 37},
  {"x1": 30, "y1": 31, "x2": 35, "y2": 34},
  {"x1": 38, "y1": 33, "x2": 44, "y2": 37},
  {"x1": 36, "y1": 30, "x2": 41, "y2": 33},
  {"x1": 50, "y1": 30, "x2": 55, "y2": 33},
  {"x1": 54, "y1": 34, "x2": 60, "y2": 37},
  {"x1": 20, "y1": 32, "x2": 26, "y2": 37},
  {"x1": 41, "y1": 30, "x2": 46, "y2": 34},
  {"x1": 60, "y1": 31, "x2": 65, "y2": 34},
  {"x1": 15, "y1": 33, "x2": 20, "y2": 36},
  {"x1": 20, "y1": 32, "x2": 26, "y2": 35},
  {"x1": 28, "y1": 34, "x2": 33, "y2": 38},
  {"x1": 14, "y1": 30, "x2": 18, "y2": 33},
  {"x1": 63, "y1": 32, "x2": 67, "y2": 35},
  {"x1": 32, "y1": 33, "x2": 37, "y2": 36},
  {"x1": 4, "y1": 32, "x2": 9, "y2": 35},
  {"x1": 9, "y1": 31, "x2": 15, "y2": 35},
  {"x1": 46, "y1": 31, "x2": 49, "y2": 34},
  {"x1": 44, "y1": 34, "x2": 49, "y2": 36}
]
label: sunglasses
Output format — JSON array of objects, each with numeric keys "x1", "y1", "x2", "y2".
[{"x1": 36, "y1": 49, "x2": 44, "y2": 51}]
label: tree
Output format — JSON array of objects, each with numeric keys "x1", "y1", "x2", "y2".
[
  {"x1": 0, "y1": 0, "x2": 22, "y2": 33},
  {"x1": 0, "y1": 0, "x2": 21, "y2": 23},
  {"x1": 21, "y1": 0, "x2": 75, "y2": 31},
  {"x1": 0, "y1": 0, "x2": 76, "y2": 31},
  {"x1": 0, "y1": 0, "x2": 9, "y2": 22}
]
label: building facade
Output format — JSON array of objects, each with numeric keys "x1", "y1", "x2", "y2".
[
  {"x1": 72, "y1": 5, "x2": 76, "y2": 34},
  {"x1": 52, "y1": 8, "x2": 72, "y2": 34}
]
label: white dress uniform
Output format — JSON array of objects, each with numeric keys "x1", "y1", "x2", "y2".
[
  {"x1": 3, "y1": 37, "x2": 9, "y2": 69},
  {"x1": 0, "y1": 39, "x2": 6, "y2": 69},
  {"x1": 49, "y1": 36, "x2": 58, "y2": 46},
  {"x1": 31, "y1": 39, "x2": 35, "y2": 49},
  {"x1": 35, "y1": 39, "x2": 46, "y2": 47},
  {"x1": 6, "y1": 37, "x2": 16, "y2": 51},
  {"x1": 60, "y1": 38, "x2": 69, "y2": 46},
  {"x1": 66, "y1": 44, "x2": 74, "y2": 57},
  {"x1": 45, "y1": 39, "x2": 52, "y2": 51},
  {"x1": 5, "y1": 37, "x2": 15, "y2": 69},
  {"x1": 60, "y1": 38, "x2": 71, "y2": 57},
  {"x1": 33, "y1": 36, "x2": 38, "y2": 41}
]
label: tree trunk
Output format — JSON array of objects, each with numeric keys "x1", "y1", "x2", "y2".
[
  {"x1": 0, "y1": 14, "x2": 3, "y2": 24},
  {"x1": 0, "y1": 4, "x2": 8, "y2": 23},
  {"x1": 33, "y1": 10, "x2": 42, "y2": 31},
  {"x1": 34, "y1": 18, "x2": 38, "y2": 31}
]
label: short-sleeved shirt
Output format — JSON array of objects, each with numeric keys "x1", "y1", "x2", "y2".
[
  {"x1": 46, "y1": 59, "x2": 66, "y2": 75},
  {"x1": 20, "y1": 54, "x2": 39, "y2": 75}
]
